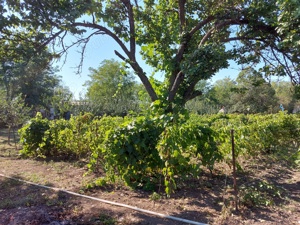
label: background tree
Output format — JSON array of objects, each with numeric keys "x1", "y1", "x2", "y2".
[
  {"x1": 211, "y1": 77, "x2": 237, "y2": 111},
  {"x1": 231, "y1": 68, "x2": 278, "y2": 113},
  {"x1": 0, "y1": 10, "x2": 61, "y2": 113},
  {"x1": 0, "y1": 93, "x2": 31, "y2": 146},
  {"x1": 272, "y1": 81, "x2": 300, "y2": 113},
  {"x1": 185, "y1": 80, "x2": 219, "y2": 114},
  {"x1": 0, "y1": 49, "x2": 62, "y2": 113},
  {"x1": 46, "y1": 85, "x2": 74, "y2": 119},
  {"x1": 19, "y1": 54, "x2": 61, "y2": 108},
  {"x1": 186, "y1": 72, "x2": 288, "y2": 114},
  {"x1": 84, "y1": 59, "x2": 139, "y2": 116},
  {"x1": 3, "y1": 0, "x2": 300, "y2": 114}
]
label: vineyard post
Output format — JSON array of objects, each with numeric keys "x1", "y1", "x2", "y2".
[{"x1": 231, "y1": 129, "x2": 238, "y2": 211}]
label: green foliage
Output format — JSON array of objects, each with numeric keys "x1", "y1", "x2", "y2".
[
  {"x1": 84, "y1": 177, "x2": 108, "y2": 191},
  {"x1": 240, "y1": 181, "x2": 283, "y2": 207},
  {"x1": 19, "y1": 113, "x2": 51, "y2": 157},
  {"x1": 19, "y1": 113, "x2": 95, "y2": 158},
  {"x1": 0, "y1": 94, "x2": 31, "y2": 128},
  {"x1": 86, "y1": 115, "x2": 125, "y2": 172},
  {"x1": 47, "y1": 86, "x2": 73, "y2": 118},
  {"x1": 84, "y1": 59, "x2": 140, "y2": 116},
  {"x1": 181, "y1": 44, "x2": 231, "y2": 81},
  {"x1": 0, "y1": 51, "x2": 61, "y2": 109},
  {"x1": 41, "y1": 118, "x2": 76, "y2": 157},
  {"x1": 156, "y1": 118, "x2": 221, "y2": 194},
  {"x1": 277, "y1": 0, "x2": 300, "y2": 52},
  {"x1": 103, "y1": 115, "x2": 163, "y2": 191},
  {"x1": 102, "y1": 111, "x2": 221, "y2": 195},
  {"x1": 149, "y1": 192, "x2": 161, "y2": 201},
  {"x1": 4, "y1": 0, "x2": 300, "y2": 110},
  {"x1": 18, "y1": 111, "x2": 300, "y2": 195},
  {"x1": 206, "y1": 112, "x2": 300, "y2": 164},
  {"x1": 272, "y1": 81, "x2": 300, "y2": 113},
  {"x1": 189, "y1": 70, "x2": 300, "y2": 115}
]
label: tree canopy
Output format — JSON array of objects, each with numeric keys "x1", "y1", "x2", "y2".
[
  {"x1": 84, "y1": 59, "x2": 139, "y2": 115},
  {"x1": 2, "y1": 0, "x2": 300, "y2": 111},
  {"x1": 0, "y1": 51, "x2": 61, "y2": 108}
]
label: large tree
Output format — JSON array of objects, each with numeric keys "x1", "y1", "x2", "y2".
[
  {"x1": 231, "y1": 68, "x2": 278, "y2": 113},
  {"x1": 272, "y1": 80, "x2": 300, "y2": 113},
  {"x1": 3, "y1": 0, "x2": 300, "y2": 112},
  {"x1": 0, "y1": 52, "x2": 61, "y2": 108},
  {"x1": 85, "y1": 59, "x2": 139, "y2": 115},
  {"x1": 0, "y1": 15, "x2": 61, "y2": 109},
  {"x1": 212, "y1": 77, "x2": 237, "y2": 109}
]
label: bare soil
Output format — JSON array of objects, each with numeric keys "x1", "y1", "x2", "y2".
[{"x1": 0, "y1": 128, "x2": 299, "y2": 225}]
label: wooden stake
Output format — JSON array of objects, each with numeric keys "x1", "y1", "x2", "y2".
[{"x1": 231, "y1": 129, "x2": 238, "y2": 211}]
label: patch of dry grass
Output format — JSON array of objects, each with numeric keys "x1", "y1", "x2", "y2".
[{"x1": 0, "y1": 128, "x2": 21, "y2": 157}]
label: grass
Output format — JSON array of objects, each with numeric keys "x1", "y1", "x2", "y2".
[
  {"x1": 0, "y1": 128, "x2": 21, "y2": 157},
  {"x1": 0, "y1": 178, "x2": 44, "y2": 209}
]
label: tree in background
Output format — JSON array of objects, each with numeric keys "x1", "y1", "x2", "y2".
[
  {"x1": 231, "y1": 68, "x2": 278, "y2": 113},
  {"x1": 0, "y1": 48, "x2": 62, "y2": 116},
  {"x1": 0, "y1": 9, "x2": 63, "y2": 116},
  {"x1": 46, "y1": 85, "x2": 74, "y2": 119},
  {"x1": 84, "y1": 59, "x2": 139, "y2": 116},
  {"x1": 272, "y1": 81, "x2": 300, "y2": 113},
  {"x1": 211, "y1": 77, "x2": 237, "y2": 111},
  {"x1": 187, "y1": 70, "x2": 292, "y2": 114},
  {"x1": 19, "y1": 54, "x2": 61, "y2": 108},
  {"x1": 0, "y1": 93, "x2": 31, "y2": 146},
  {"x1": 185, "y1": 80, "x2": 220, "y2": 114},
  {"x1": 2, "y1": 0, "x2": 300, "y2": 114}
]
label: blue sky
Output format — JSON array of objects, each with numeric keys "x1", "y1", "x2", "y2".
[{"x1": 54, "y1": 35, "x2": 241, "y2": 99}]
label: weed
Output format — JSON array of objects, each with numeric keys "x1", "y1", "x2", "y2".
[
  {"x1": 149, "y1": 192, "x2": 161, "y2": 201},
  {"x1": 90, "y1": 214, "x2": 117, "y2": 225},
  {"x1": 83, "y1": 177, "x2": 108, "y2": 191},
  {"x1": 240, "y1": 180, "x2": 283, "y2": 207}
]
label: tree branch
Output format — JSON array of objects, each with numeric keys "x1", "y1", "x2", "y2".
[
  {"x1": 184, "y1": 90, "x2": 202, "y2": 102},
  {"x1": 72, "y1": 21, "x2": 157, "y2": 101},
  {"x1": 114, "y1": 50, "x2": 126, "y2": 61},
  {"x1": 121, "y1": 0, "x2": 136, "y2": 58},
  {"x1": 169, "y1": 15, "x2": 215, "y2": 90},
  {"x1": 189, "y1": 15, "x2": 215, "y2": 37},
  {"x1": 168, "y1": 71, "x2": 185, "y2": 102},
  {"x1": 130, "y1": 61, "x2": 158, "y2": 102},
  {"x1": 183, "y1": 78, "x2": 203, "y2": 102},
  {"x1": 178, "y1": 0, "x2": 186, "y2": 33},
  {"x1": 175, "y1": 15, "x2": 215, "y2": 67},
  {"x1": 169, "y1": 14, "x2": 216, "y2": 101},
  {"x1": 199, "y1": 19, "x2": 243, "y2": 47},
  {"x1": 72, "y1": 22, "x2": 132, "y2": 60},
  {"x1": 39, "y1": 30, "x2": 65, "y2": 51}
]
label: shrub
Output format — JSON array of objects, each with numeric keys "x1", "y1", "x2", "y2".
[
  {"x1": 86, "y1": 115, "x2": 125, "y2": 172},
  {"x1": 103, "y1": 115, "x2": 164, "y2": 191},
  {"x1": 19, "y1": 113, "x2": 51, "y2": 157},
  {"x1": 103, "y1": 113, "x2": 221, "y2": 195}
]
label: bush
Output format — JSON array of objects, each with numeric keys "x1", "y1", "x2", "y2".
[
  {"x1": 103, "y1": 115, "x2": 164, "y2": 191},
  {"x1": 240, "y1": 181, "x2": 283, "y2": 207},
  {"x1": 86, "y1": 115, "x2": 125, "y2": 172},
  {"x1": 156, "y1": 119, "x2": 221, "y2": 194},
  {"x1": 19, "y1": 113, "x2": 51, "y2": 157},
  {"x1": 18, "y1": 111, "x2": 300, "y2": 195},
  {"x1": 102, "y1": 113, "x2": 221, "y2": 195},
  {"x1": 19, "y1": 113, "x2": 96, "y2": 158}
]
